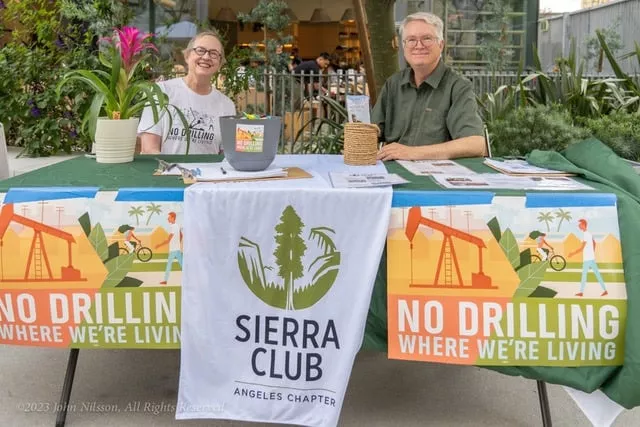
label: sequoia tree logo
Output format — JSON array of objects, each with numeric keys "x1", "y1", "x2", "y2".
[{"x1": 237, "y1": 205, "x2": 341, "y2": 310}]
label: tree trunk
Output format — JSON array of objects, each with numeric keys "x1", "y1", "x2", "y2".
[{"x1": 365, "y1": 0, "x2": 399, "y2": 98}]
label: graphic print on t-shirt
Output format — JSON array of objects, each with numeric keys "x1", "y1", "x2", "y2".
[{"x1": 166, "y1": 107, "x2": 217, "y2": 149}]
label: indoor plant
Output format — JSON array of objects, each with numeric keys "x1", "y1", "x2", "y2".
[{"x1": 57, "y1": 26, "x2": 187, "y2": 163}]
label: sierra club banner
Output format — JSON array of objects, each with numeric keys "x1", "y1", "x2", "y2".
[
  {"x1": 0, "y1": 188, "x2": 184, "y2": 348},
  {"x1": 387, "y1": 192, "x2": 627, "y2": 366},
  {"x1": 177, "y1": 184, "x2": 392, "y2": 426}
]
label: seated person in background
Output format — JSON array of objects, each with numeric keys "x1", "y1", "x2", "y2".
[
  {"x1": 293, "y1": 52, "x2": 331, "y2": 97},
  {"x1": 138, "y1": 30, "x2": 236, "y2": 154},
  {"x1": 373, "y1": 12, "x2": 486, "y2": 161},
  {"x1": 288, "y1": 47, "x2": 302, "y2": 72}
]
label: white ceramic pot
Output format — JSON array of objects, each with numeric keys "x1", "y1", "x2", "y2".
[{"x1": 94, "y1": 117, "x2": 140, "y2": 164}]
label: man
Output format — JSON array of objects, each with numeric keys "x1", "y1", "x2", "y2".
[
  {"x1": 155, "y1": 212, "x2": 183, "y2": 285},
  {"x1": 293, "y1": 52, "x2": 331, "y2": 97},
  {"x1": 568, "y1": 219, "x2": 608, "y2": 297},
  {"x1": 373, "y1": 12, "x2": 486, "y2": 161}
]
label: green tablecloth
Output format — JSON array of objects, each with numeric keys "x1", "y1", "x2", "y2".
[{"x1": 1, "y1": 142, "x2": 639, "y2": 409}]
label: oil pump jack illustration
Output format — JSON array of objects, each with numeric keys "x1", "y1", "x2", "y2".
[
  {"x1": 0, "y1": 203, "x2": 84, "y2": 282},
  {"x1": 404, "y1": 206, "x2": 493, "y2": 289}
]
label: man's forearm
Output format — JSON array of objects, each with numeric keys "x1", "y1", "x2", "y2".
[{"x1": 413, "y1": 135, "x2": 486, "y2": 160}]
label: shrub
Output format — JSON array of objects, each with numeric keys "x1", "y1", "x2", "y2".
[
  {"x1": 578, "y1": 112, "x2": 640, "y2": 161},
  {"x1": 488, "y1": 105, "x2": 590, "y2": 157}
]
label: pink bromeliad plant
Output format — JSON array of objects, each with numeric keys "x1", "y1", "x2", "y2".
[{"x1": 57, "y1": 26, "x2": 190, "y2": 150}]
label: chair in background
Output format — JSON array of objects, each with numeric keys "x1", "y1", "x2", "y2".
[
  {"x1": 0, "y1": 123, "x2": 10, "y2": 179},
  {"x1": 484, "y1": 124, "x2": 493, "y2": 158}
]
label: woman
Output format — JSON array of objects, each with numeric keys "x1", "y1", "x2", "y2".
[{"x1": 138, "y1": 30, "x2": 236, "y2": 154}]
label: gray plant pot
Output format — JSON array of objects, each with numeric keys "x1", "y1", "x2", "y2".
[{"x1": 220, "y1": 116, "x2": 282, "y2": 171}]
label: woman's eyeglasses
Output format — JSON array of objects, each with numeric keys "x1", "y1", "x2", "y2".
[{"x1": 191, "y1": 47, "x2": 222, "y2": 60}]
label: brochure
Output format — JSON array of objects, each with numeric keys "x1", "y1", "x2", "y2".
[
  {"x1": 484, "y1": 158, "x2": 574, "y2": 176},
  {"x1": 345, "y1": 95, "x2": 371, "y2": 123},
  {"x1": 431, "y1": 173, "x2": 593, "y2": 191},
  {"x1": 396, "y1": 159, "x2": 476, "y2": 176},
  {"x1": 329, "y1": 172, "x2": 408, "y2": 188}
]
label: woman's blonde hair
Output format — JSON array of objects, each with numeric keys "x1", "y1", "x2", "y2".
[{"x1": 182, "y1": 30, "x2": 226, "y2": 65}]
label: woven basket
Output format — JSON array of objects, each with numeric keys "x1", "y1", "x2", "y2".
[{"x1": 343, "y1": 123, "x2": 379, "y2": 166}]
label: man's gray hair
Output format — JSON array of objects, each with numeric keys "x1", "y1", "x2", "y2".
[
  {"x1": 183, "y1": 30, "x2": 226, "y2": 63},
  {"x1": 399, "y1": 12, "x2": 444, "y2": 42}
]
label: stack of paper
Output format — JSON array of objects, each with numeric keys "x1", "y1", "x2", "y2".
[
  {"x1": 396, "y1": 159, "x2": 476, "y2": 176},
  {"x1": 329, "y1": 172, "x2": 408, "y2": 188},
  {"x1": 431, "y1": 173, "x2": 593, "y2": 191},
  {"x1": 484, "y1": 159, "x2": 573, "y2": 176},
  {"x1": 160, "y1": 162, "x2": 287, "y2": 182}
]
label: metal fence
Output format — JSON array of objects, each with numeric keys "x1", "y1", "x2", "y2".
[
  {"x1": 230, "y1": 70, "x2": 635, "y2": 152},
  {"x1": 227, "y1": 71, "x2": 368, "y2": 152}
]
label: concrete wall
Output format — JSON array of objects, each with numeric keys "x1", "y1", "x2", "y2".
[{"x1": 537, "y1": 0, "x2": 640, "y2": 74}]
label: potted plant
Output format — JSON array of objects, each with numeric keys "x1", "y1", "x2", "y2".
[{"x1": 57, "y1": 26, "x2": 187, "y2": 163}]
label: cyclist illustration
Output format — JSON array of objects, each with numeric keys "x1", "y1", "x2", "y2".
[
  {"x1": 529, "y1": 230, "x2": 566, "y2": 271},
  {"x1": 117, "y1": 224, "x2": 153, "y2": 262},
  {"x1": 529, "y1": 230, "x2": 553, "y2": 261},
  {"x1": 119, "y1": 224, "x2": 141, "y2": 253}
]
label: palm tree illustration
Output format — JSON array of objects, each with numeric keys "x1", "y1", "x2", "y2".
[
  {"x1": 537, "y1": 211, "x2": 554, "y2": 232},
  {"x1": 273, "y1": 206, "x2": 307, "y2": 311},
  {"x1": 554, "y1": 208, "x2": 572, "y2": 232},
  {"x1": 128, "y1": 206, "x2": 145, "y2": 226},
  {"x1": 145, "y1": 203, "x2": 163, "y2": 225},
  {"x1": 308, "y1": 227, "x2": 337, "y2": 254}
]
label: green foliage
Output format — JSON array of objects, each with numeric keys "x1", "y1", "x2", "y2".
[
  {"x1": 273, "y1": 205, "x2": 307, "y2": 310},
  {"x1": 476, "y1": 85, "x2": 517, "y2": 123},
  {"x1": 102, "y1": 253, "x2": 136, "y2": 288},
  {"x1": 88, "y1": 223, "x2": 109, "y2": 262},
  {"x1": 294, "y1": 96, "x2": 348, "y2": 154},
  {"x1": 585, "y1": 22, "x2": 623, "y2": 72},
  {"x1": 499, "y1": 229, "x2": 520, "y2": 270},
  {"x1": 78, "y1": 213, "x2": 92, "y2": 237},
  {"x1": 487, "y1": 217, "x2": 502, "y2": 243},
  {"x1": 58, "y1": 0, "x2": 134, "y2": 36},
  {"x1": 0, "y1": 0, "x2": 136, "y2": 156},
  {"x1": 578, "y1": 112, "x2": 640, "y2": 161},
  {"x1": 237, "y1": 0, "x2": 292, "y2": 69},
  {"x1": 215, "y1": 46, "x2": 256, "y2": 101},
  {"x1": 488, "y1": 105, "x2": 590, "y2": 157},
  {"x1": 477, "y1": 0, "x2": 515, "y2": 73},
  {"x1": 514, "y1": 262, "x2": 549, "y2": 298}
]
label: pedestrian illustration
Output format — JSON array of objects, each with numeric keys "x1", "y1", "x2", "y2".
[
  {"x1": 568, "y1": 219, "x2": 608, "y2": 297},
  {"x1": 155, "y1": 212, "x2": 183, "y2": 285}
]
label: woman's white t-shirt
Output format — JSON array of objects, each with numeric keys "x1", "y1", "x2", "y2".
[{"x1": 137, "y1": 78, "x2": 236, "y2": 154}]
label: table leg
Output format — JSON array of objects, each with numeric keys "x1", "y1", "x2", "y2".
[
  {"x1": 55, "y1": 349, "x2": 79, "y2": 427},
  {"x1": 536, "y1": 380, "x2": 553, "y2": 427}
]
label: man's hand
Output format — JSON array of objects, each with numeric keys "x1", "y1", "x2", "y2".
[{"x1": 377, "y1": 143, "x2": 418, "y2": 161}]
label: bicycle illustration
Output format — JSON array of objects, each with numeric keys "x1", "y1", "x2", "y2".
[
  {"x1": 119, "y1": 242, "x2": 153, "y2": 262},
  {"x1": 116, "y1": 224, "x2": 153, "y2": 263},
  {"x1": 531, "y1": 249, "x2": 567, "y2": 272}
]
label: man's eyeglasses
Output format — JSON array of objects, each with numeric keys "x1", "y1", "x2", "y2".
[
  {"x1": 191, "y1": 47, "x2": 222, "y2": 60},
  {"x1": 403, "y1": 36, "x2": 439, "y2": 48}
]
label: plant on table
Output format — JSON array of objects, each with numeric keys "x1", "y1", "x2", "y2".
[{"x1": 57, "y1": 26, "x2": 189, "y2": 160}]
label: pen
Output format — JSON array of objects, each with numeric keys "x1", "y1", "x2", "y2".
[{"x1": 220, "y1": 166, "x2": 227, "y2": 175}]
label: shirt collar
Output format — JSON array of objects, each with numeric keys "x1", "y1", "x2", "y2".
[{"x1": 401, "y1": 59, "x2": 446, "y2": 89}]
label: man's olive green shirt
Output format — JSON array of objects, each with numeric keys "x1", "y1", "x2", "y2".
[{"x1": 371, "y1": 60, "x2": 484, "y2": 146}]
